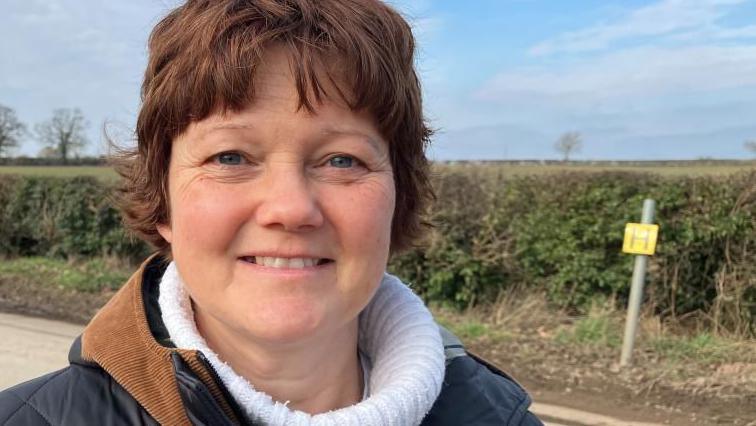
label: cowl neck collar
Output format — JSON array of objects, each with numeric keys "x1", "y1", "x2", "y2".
[{"x1": 159, "y1": 261, "x2": 446, "y2": 426}]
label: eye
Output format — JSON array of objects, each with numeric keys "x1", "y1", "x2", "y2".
[
  {"x1": 328, "y1": 155, "x2": 355, "y2": 168},
  {"x1": 215, "y1": 152, "x2": 244, "y2": 165}
]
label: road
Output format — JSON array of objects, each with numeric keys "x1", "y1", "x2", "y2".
[
  {"x1": 0, "y1": 312, "x2": 661, "y2": 425},
  {"x1": 0, "y1": 312, "x2": 81, "y2": 390}
]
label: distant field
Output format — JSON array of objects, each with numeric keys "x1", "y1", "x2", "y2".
[
  {"x1": 436, "y1": 161, "x2": 756, "y2": 176},
  {"x1": 0, "y1": 166, "x2": 118, "y2": 180},
  {"x1": 0, "y1": 162, "x2": 754, "y2": 179}
]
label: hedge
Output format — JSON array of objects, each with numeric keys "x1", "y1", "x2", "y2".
[
  {"x1": 0, "y1": 175, "x2": 148, "y2": 261},
  {"x1": 0, "y1": 157, "x2": 107, "y2": 166},
  {"x1": 0, "y1": 171, "x2": 753, "y2": 334}
]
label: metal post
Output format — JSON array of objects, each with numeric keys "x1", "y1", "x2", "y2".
[{"x1": 620, "y1": 199, "x2": 656, "y2": 367}]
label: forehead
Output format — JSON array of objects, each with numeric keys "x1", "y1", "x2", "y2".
[
  {"x1": 250, "y1": 47, "x2": 302, "y2": 105},
  {"x1": 184, "y1": 46, "x2": 379, "y2": 138},
  {"x1": 247, "y1": 45, "x2": 356, "y2": 112}
]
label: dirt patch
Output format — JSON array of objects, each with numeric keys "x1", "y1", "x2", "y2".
[
  {"x1": 468, "y1": 334, "x2": 756, "y2": 425},
  {"x1": 0, "y1": 275, "x2": 110, "y2": 325},
  {"x1": 1, "y1": 269, "x2": 754, "y2": 425},
  {"x1": 439, "y1": 298, "x2": 756, "y2": 426}
]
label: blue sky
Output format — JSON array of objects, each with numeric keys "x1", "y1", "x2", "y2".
[{"x1": 3, "y1": 0, "x2": 756, "y2": 160}]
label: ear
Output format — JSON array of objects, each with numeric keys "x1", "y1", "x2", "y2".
[{"x1": 157, "y1": 223, "x2": 173, "y2": 243}]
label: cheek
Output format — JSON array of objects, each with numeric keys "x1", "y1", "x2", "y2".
[
  {"x1": 366, "y1": 179, "x2": 396, "y2": 248},
  {"x1": 170, "y1": 180, "x2": 249, "y2": 253},
  {"x1": 335, "y1": 179, "x2": 395, "y2": 311},
  {"x1": 326, "y1": 177, "x2": 395, "y2": 257}
]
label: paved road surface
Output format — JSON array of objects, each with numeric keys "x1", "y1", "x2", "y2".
[
  {"x1": 0, "y1": 312, "x2": 661, "y2": 425},
  {"x1": 533, "y1": 403, "x2": 662, "y2": 426},
  {"x1": 0, "y1": 312, "x2": 82, "y2": 391}
]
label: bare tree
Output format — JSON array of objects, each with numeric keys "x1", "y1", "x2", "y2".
[
  {"x1": 745, "y1": 140, "x2": 756, "y2": 156},
  {"x1": 554, "y1": 131, "x2": 582, "y2": 162},
  {"x1": 37, "y1": 146, "x2": 60, "y2": 159},
  {"x1": 35, "y1": 108, "x2": 88, "y2": 164},
  {"x1": 0, "y1": 104, "x2": 26, "y2": 157}
]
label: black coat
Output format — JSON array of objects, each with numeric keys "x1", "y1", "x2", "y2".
[{"x1": 0, "y1": 257, "x2": 542, "y2": 425}]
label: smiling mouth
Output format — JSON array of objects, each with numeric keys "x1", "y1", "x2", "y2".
[{"x1": 239, "y1": 256, "x2": 333, "y2": 269}]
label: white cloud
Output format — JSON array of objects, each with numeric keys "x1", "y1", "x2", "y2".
[
  {"x1": 671, "y1": 23, "x2": 756, "y2": 42},
  {"x1": 9, "y1": 0, "x2": 67, "y2": 24},
  {"x1": 386, "y1": 0, "x2": 434, "y2": 15},
  {"x1": 0, "y1": 0, "x2": 165, "y2": 155},
  {"x1": 481, "y1": 0, "x2": 756, "y2": 121},
  {"x1": 411, "y1": 16, "x2": 444, "y2": 41},
  {"x1": 712, "y1": 24, "x2": 756, "y2": 38},
  {"x1": 386, "y1": 0, "x2": 444, "y2": 44},
  {"x1": 466, "y1": 40, "x2": 756, "y2": 158},
  {"x1": 481, "y1": 45, "x2": 756, "y2": 102},
  {"x1": 530, "y1": 0, "x2": 748, "y2": 55}
]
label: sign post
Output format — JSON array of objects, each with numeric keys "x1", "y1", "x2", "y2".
[{"x1": 620, "y1": 199, "x2": 658, "y2": 367}]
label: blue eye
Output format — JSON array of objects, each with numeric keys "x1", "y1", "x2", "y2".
[
  {"x1": 217, "y1": 152, "x2": 243, "y2": 165},
  {"x1": 329, "y1": 155, "x2": 354, "y2": 168}
]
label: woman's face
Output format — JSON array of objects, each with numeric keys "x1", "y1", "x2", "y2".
[{"x1": 157, "y1": 48, "x2": 395, "y2": 345}]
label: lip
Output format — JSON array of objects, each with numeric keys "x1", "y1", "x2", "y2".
[
  {"x1": 239, "y1": 250, "x2": 323, "y2": 258},
  {"x1": 237, "y1": 251, "x2": 333, "y2": 260},
  {"x1": 237, "y1": 249, "x2": 335, "y2": 269},
  {"x1": 236, "y1": 256, "x2": 334, "y2": 276}
]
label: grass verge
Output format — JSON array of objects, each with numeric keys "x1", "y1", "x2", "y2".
[
  {"x1": 0, "y1": 256, "x2": 132, "y2": 323},
  {"x1": 0, "y1": 166, "x2": 118, "y2": 180},
  {"x1": 0, "y1": 257, "x2": 130, "y2": 293},
  {"x1": 1, "y1": 256, "x2": 754, "y2": 423},
  {"x1": 431, "y1": 289, "x2": 755, "y2": 424}
]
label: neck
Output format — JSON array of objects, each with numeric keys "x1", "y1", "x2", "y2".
[{"x1": 194, "y1": 306, "x2": 363, "y2": 414}]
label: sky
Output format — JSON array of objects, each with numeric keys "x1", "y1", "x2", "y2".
[{"x1": 2, "y1": 0, "x2": 756, "y2": 160}]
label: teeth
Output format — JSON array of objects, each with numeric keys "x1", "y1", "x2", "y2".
[{"x1": 252, "y1": 256, "x2": 321, "y2": 269}]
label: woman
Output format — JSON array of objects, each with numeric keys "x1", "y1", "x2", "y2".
[{"x1": 0, "y1": 0, "x2": 542, "y2": 425}]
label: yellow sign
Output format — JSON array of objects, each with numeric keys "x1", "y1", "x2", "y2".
[{"x1": 622, "y1": 223, "x2": 659, "y2": 255}]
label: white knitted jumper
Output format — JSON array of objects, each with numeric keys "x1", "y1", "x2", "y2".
[{"x1": 159, "y1": 262, "x2": 445, "y2": 426}]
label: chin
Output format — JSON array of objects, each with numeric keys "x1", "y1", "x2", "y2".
[{"x1": 241, "y1": 299, "x2": 328, "y2": 344}]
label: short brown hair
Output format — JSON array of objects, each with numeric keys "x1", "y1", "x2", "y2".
[{"x1": 113, "y1": 0, "x2": 433, "y2": 255}]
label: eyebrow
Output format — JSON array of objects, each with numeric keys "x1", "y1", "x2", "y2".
[
  {"x1": 203, "y1": 122, "x2": 385, "y2": 154},
  {"x1": 202, "y1": 122, "x2": 256, "y2": 135},
  {"x1": 317, "y1": 126, "x2": 385, "y2": 154}
]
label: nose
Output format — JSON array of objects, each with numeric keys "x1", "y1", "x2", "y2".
[{"x1": 254, "y1": 165, "x2": 324, "y2": 232}]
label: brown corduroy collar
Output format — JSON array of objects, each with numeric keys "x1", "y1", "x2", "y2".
[{"x1": 79, "y1": 255, "x2": 239, "y2": 425}]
